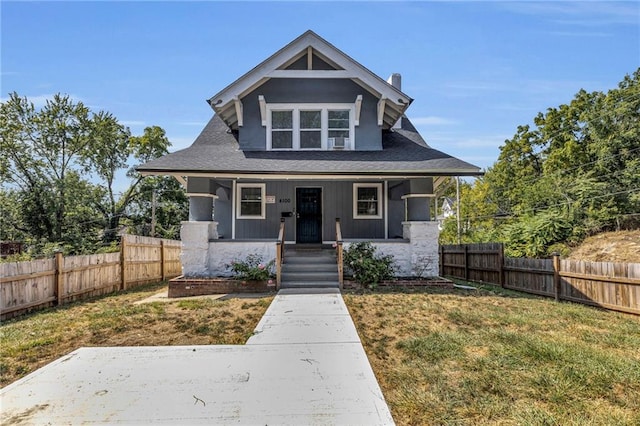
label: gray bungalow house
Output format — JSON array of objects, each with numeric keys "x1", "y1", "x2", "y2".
[{"x1": 138, "y1": 30, "x2": 481, "y2": 287}]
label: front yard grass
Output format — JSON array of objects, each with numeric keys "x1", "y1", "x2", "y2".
[
  {"x1": 0, "y1": 282, "x2": 273, "y2": 387},
  {"x1": 344, "y1": 284, "x2": 640, "y2": 426},
  {"x1": 3, "y1": 281, "x2": 639, "y2": 425}
]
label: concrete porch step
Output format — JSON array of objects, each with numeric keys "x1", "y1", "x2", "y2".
[
  {"x1": 284, "y1": 256, "x2": 336, "y2": 265},
  {"x1": 280, "y1": 281, "x2": 340, "y2": 289},
  {"x1": 281, "y1": 271, "x2": 338, "y2": 282},
  {"x1": 282, "y1": 263, "x2": 338, "y2": 273}
]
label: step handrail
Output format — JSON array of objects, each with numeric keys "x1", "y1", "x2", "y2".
[
  {"x1": 276, "y1": 218, "x2": 285, "y2": 290},
  {"x1": 335, "y1": 218, "x2": 344, "y2": 289}
]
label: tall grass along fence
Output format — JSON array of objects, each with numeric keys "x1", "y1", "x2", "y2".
[
  {"x1": 440, "y1": 243, "x2": 639, "y2": 315},
  {"x1": 1, "y1": 235, "x2": 181, "y2": 320}
]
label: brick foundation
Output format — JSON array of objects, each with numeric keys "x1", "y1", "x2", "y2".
[
  {"x1": 343, "y1": 277, "x2": 453, "y2": 290},
  {"x1": 169, "y1": 276, "x2": 276, "y2": 298}
]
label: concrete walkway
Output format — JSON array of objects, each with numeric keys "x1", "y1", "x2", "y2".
[{"x1": 1, "y1": 289, "x2": 394, "y2": 425}]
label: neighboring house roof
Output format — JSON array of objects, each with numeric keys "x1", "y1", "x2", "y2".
[
  {"x1": 138, "y1": 115, "x2": 482, "y2": 178},
  {"x1": 208, "y1": 30, "x2": 412, "y2": 130}
]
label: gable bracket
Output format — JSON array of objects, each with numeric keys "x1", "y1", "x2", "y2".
[
  {"x1": 233, "y1": 97, "x2": 244, "y2": 127},
  {"x1": 354, "y1": 95, "x2": 362, "y2": 126},
  {"x1": 377, "y1": 97, "x2": 387, "y2": 126},
  {"x1": 258, "y1": 95, "x2": 267, "y2": 126}
]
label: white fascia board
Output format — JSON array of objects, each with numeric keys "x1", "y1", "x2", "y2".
[
  {"x1": 141, "y1": 170, "x2": 482, "y2": 181},
  {"x1": 208, "y1": 31, "x2": 411, "y2": 114}
]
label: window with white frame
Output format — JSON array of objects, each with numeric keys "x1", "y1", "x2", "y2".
[
  {"x1": 271, "y1": 110, "x2": 293, "y2": 149},
  {"x1": 237, "y1": 183, "x2": 266, "y2": 219},
  {"x1": 267, "y1": 104, "x2": 354, "y2": 150},
  {"x1": 353, "y1": 183, "x2": 383, "y2": 219}
]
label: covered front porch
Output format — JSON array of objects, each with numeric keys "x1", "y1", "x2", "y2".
[{"x1": 179, "y1": 173, "x2": 445, "y2": 288}]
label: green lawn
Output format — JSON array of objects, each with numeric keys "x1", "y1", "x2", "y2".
[{"x1": 344, "y1": 284, "x2": 640, "y2": 426}]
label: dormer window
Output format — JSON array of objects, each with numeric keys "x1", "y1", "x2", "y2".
[
  {"x1": 266, "y1": 103, "x2": 355, "y2": 150},
  {"x1": 271, "y1": 111, "x2": 293, "y2": 149},
  {"x1": 300, "y1": 110, "x2": 322, "y2": 149}
]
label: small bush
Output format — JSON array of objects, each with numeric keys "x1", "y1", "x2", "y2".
[
  {"x1": 343, "y1": 242, "x2": 395, "y2": 289},
  {"x1": 227, "y1": 253, "x2": 274, "y2": 281}
]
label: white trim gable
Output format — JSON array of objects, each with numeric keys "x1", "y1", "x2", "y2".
[{"x1": 208, "y1": 30, "x2": 412, "y2": 130}]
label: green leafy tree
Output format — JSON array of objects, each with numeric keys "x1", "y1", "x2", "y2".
[
  {"x1": 126, "y1": 176, "x2": 188, "y2": 239},
  {"x1": 1, "y1": 93, "x2": 184, "y2": 257},
  {"x1": 0, "y1": 92, "x2": 92, "y2": 244},
  {"x1": 452, "y1": 69, "x2": 640, "y2": 257}
]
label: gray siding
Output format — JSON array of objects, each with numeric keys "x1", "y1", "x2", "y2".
[
  {"x1": 207, "y1": 177, "x2": 433, "y2": 240},
  {"x1": 239, "y1": 79, "x2": 381, "y2": 151},
  {"x1": 213, "y1": 179, "x2": 385, "y2": 240}
]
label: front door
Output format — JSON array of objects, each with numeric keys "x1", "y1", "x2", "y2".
[{"x1": 296, "y1": 188, "x2": 322, "y2": 244}]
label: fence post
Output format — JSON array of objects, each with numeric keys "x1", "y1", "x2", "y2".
[
  {"x1": 160, "y1": 240, "x2": 167, "y2": 281},
  {"x1": 55, "y1": 251, "x2": 64, "y2": 306},
  {"x1": 120, "y1": 235, "x2": 127, "y2": 291},
  {"x1": 498, "y1": 243, "x2": 505, "y2": 288},
  {"x1": 553, "y1": 253, "x2": 561, "y2": 302},
  {"x1": 438, "y1": 245, "x2": 443, "y2": 277},
  {"x1": 464, "y1": 244, "x2": 469, "y2": 281}
]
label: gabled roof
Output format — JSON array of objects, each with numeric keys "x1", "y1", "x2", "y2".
[
  {"x1": 137, "y1": 115, "x2": 482, "y2": 179},
  {"x1": 208, "y1": 30, "x2": 413, "y2": 130}
]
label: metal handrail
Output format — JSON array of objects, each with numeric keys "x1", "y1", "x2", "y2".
[
  {"x1": 335, "y1": 218, "x2": 344, "y2": 290},
  {"x1": 276, "y1": 218, "x2": 285, "y2": 290}
]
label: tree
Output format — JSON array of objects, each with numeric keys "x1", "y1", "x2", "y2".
[
  {"x1": 126, "y1": 176, "x2": 188, "y2": 240},
  {"x1": 0, "y1": 92, "x2": 92, "y2": 243},
  {"x1": 452, "y1": 69, "x2": 640, "y2": 256},
  {"x1": 1, "y1": 92, "x2": 185, "y2": 257}
]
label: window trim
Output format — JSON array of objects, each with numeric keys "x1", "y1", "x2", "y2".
[
  {"x1": 236, "y1": 183, "x2": 266, "y2": 219},
  {"x1": 353, "y1": 183, "x2": 383, "y2": 219},
  {"x1": 266, "y1": 103, "x2": 355, "y2": 151}
]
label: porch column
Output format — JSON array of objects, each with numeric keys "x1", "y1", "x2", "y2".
[
  {"x1": 401, "y1": 178, "x2": 434, "y2": 221},
  {"x1": 180, "y1": 221, "x2": 219, "y2": 277},
  {"x1": 402, "y1": 221, "x2": 440, "y2": 277}
]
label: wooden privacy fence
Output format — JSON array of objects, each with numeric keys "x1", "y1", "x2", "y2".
[
  {"x1": 440, "y1": 243, "x2": 639, "y2": 315},
  {"x1": 0, "y1": 235, "x2": 181, "y2": 320}
]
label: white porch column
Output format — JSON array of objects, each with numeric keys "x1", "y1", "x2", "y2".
[
  {"x1": 402, "y1": 221, "x2": 440, "y2": 277},
  {"x1": 180, "y1": 221, "x2": 218, "y2": 277}
]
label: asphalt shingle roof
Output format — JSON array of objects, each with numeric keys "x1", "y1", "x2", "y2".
[{"x1": 137, "y1": 115, "x2": 482, "y2": 176}]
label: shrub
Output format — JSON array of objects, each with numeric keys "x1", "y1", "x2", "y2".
[
  {"x1": 343, "y1": 242, "x2": 395, "y2": 289},
  {"x1": 227, "y1": 253, "x2": 274, "y2": 281}
]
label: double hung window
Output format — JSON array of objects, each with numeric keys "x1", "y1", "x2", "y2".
[
  {"x1": 353, "y1": 183, "x2": 383, "y2": 219},
  {"x1": 271, "y1": 111, "x2": 293, "y2": 149},
  {"x1": 237, "y1": 183, "x2": 266, "y2": 219},
  {"x1": 267, "y1": 104, "x2": 354, "y2": 150}
]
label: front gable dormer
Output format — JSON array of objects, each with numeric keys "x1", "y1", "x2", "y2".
[{"x1": 207, "y1": 31, "x2": 412, "y2": 151}]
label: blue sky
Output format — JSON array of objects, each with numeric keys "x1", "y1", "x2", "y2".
[{"x1": 2, "y1": 1, "x2": 638, "y2": 191}]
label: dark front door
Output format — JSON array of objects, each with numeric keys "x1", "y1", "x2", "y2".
[{"x1": 296, "y1": 188, "x2": 322, "y2": 244}]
